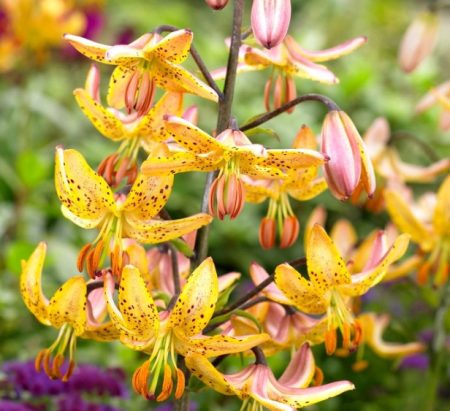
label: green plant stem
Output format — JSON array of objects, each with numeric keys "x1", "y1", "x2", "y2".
[
  {"x1": 193, "y1": 0, "x2": 245, "y2": 269},
  {"x1": 424, "y1": 281, "x2": 450, "y2": 411}
]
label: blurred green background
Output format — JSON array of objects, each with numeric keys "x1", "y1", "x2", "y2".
[{"x1": 1, "y1": 0, "x2": 449, "y2": 410}]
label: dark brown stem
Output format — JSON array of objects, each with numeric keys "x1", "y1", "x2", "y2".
[
  {"x1": 86, "y1": 279, "x2": 118, "y2": 295},
  {"x1": 252, "y1": 346, "x2": 267, "y2": 365},
  {"x1": 390, "y1": 131, "x2": 440, "y2": 162},
  {"x1": 193, "y1": 0, "x2": 244, "y2": 268},
  {"x1": 153, "y1": 24, "x2": 223, "y2": 99},
  {"x1": 240, "y1": 94, "x2": 341, "y2": 132},
  {"x1": 167, "y1": 244, "x2": 181, "y2": 310}
]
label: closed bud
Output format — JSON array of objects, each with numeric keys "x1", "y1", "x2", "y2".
[
  {"x1": 398, "y1": 11, "x2": 438, "y2": 73},
  {"x1": 251, "y1": 0, "x2": 291, "y2": 49},
  {"x1": 205, "y1": 0, "x2": 229, "y2": 10},
  {"x1": 321, "y1": 111, "x2": 376, "y2": 201}
]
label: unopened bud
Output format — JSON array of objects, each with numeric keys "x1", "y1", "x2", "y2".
[
  {"x1": 321, "y1": 111, "x2": 376, "y2": 201},
  {"x1": 205, "y1": 0, "x2": 229, "y2": 10},
  {"x1": 398, "y1": 11, "x2": 438, "y2": 73},
  {"x1": 251, "y1": 0, "x2": 291, "y2": 49}
]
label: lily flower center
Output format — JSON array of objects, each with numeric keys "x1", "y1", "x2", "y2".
[{"x1": 35, "y1": 323, "x2": 77, "y2": 381}]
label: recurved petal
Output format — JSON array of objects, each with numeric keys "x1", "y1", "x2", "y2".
[
  {"x1": 433, "y1": 175, "x2": 450, "y2": 237},
  {"x1": 185, "y1": 354, "x2": 237, "y2": 396},
  {"x1": 394, "y1": 156, "x2": 450, "y2": 183},
  {"x1": 285, "y1": 35, "x2": 367, "y2": 63},
  {"x1": 287, "y1": 177, "x2": 327, "y2": 201},
  {"x1": 176, "y1": 332, "x2": 270, "y2": 358},
  {"x1": 307, "y1": 224, "x2": 351, "y2": 290},
  {"x1": 165, "y1": 115, "x2": 225, "y2": 154},
  {"x1": 60, "y1": 205, "x2": 106, "y2": 229},
  {"x1": 64, "y1": 34, "x2": 113, "y2": 64},
  {"x1": 274, "y1": 263, "x2": 329, "y2": 315},
  {"x1": 264, "y1": 149, "x2": 326, "y2": 169},
  {"x1": 74, "y1": 88, "x2": 125, "y2": 141},
  {"x1": 121, "y1": 173, "x2": 174, "y2": 219},
  {"x1": 384, "y1": 189, "x2": 432, "y2": 249},
  {"x1": 143, "y1": 29, "x2": 192, "y2": 64},
  {"x1": 117, "y1": 265, "x2": 159, "y2": 342},
  {"x1": 292, "y1": 125, "x2": 318, "y2": 150},
  {"x1": 278, "y1": 344, "x2": 315, "y2": 388},
  {"x1": 20, "y1": 242, "x2": 50, "y2": 326},
  {"x1": 135, "y1": 92, "x2": 184, "y2": 141},
  {"x1": 48, "y1": 276, "x2": 87, "y2": 335},
  {"x1": 55, "y1": 148, "x2": 115, "y2": 221},
  {"x1": 287, "y1": 58, "x2": 338, "y2": 84},
  {"x1": 123, "y1": 213, "x2": 212, "y2": 244},
  {"x1": 168, "y1": 257, "x2": 218, "y2": 336},
  {"x1": 339, "y1": 233, "x2": 410, "y2": 297},
  {"x1": 249, "y1": 262, "x2": 291, "y2": 304},
  {"x1": 329, "y1": 219, "x2": 358, "y2": 258},
  {"x1": 153, "y1": 60, "x2": 218, "y2": 102},
  {"x1": 107, "y1": 65, "x2": 136, "y2": 109},
  {"x1": 82, "y1": 322, "x2": 121, "y2": 342}
]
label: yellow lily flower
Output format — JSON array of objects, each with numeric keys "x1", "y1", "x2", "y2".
[
  {"x1": 143, "y1": 116, "x2": 326, "y2": 220},
  {"x1": 20, "y1": 242, "x2": 119, "y2": 381},
  {"x1": 384, "y1": 175, "x2": 450, "y2": 286},
  {"x1": 274, "y1": 224, "x2": 410, "y2": 354},
  {"x1": 245, "y1": 125, "x2": 327, "y2": 248},
  {"x1": 185, "y1": 343, "x2": 355, "y2": 411},
  {"x1": 64, "y1": 29, "x2": 218, "y2": 115},
  {"x1": 103, "y1": 258, "x2": 269, "y2": 401},
  {"x1": 54, "y1": 147, "x2": 212, "y2": 277}
]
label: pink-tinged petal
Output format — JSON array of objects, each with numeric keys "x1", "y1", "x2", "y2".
[
  {"x1": 363, "y1": 117, "x2": 390, "y2": 160},
  {"x1": 304, "y1": 206, "x2": 327, "y2": 244},
  {"x1": 64, "y1": 34, "x2": 113, "y2": 64},
  {"x1": 87, "y1": 287, "x2": 107, "y2": 325},
  {"x1": 439, "y1": 110, "x2": 450, "y2": 131},
  {"x1": 168, "y1": 257, "x2": 218, "y2": 336},
  {"x1": 415, "y1": 81, "x2": 450, "y2": 113},
  {"x1": 143, "y1": 29, "x2": 192, "y2": 64},
  {"x1": 330, "y1": 219, "x2": 358, "y2": 258},
  {"x1": 274, "y1": 263, "x2": 329, "y2": 314},
  {"x1": 278, "y1": 344, "x2": 315, "y2": 388},
  {"x1": 288, "y1": 58, "x2": 338, "y2": 84},
  {"x1": 292, "y1": 124, "x2": 318, "y2": 150},
  {"x1": 249, "y1": 262, "x2": 291, "y2": 304},
  {"x1": 218, "y1": 272, "x2": 241, "y2": 292},
  {"x1": 321, "y1": 111, "x2": 361, "y2": 200},
  {"x1": 20, "y1": 242, "x2": 50, "y2": 326},
  {"x1": 205, "y1": 0, "x2": 229, "y2": 10},
  {"x1": 106, "y1": 45, "x2": 143, "y2": 64},
  {"x1": 361, "y1": 231, "x2": 387, "y2": 271},
  {"x1": 182, "y1": 105, "x2": 199, "y2": 124},
  {"x1": 251, "y1": 0, "x2": 291, "y2": 49},
  {"x1": 244, "y1": 45, "x2": 285, "y2": 67},
  {"x1": 285, "y1": 35, "x2": 367, "y2": 62},
  {"x1": 398, "y1": 12, "x2": 439, "y2": 73},
  {"x1": 340, "y1": 233, "x2": 410, "y2": 297},
  {"x1": 84, "y1": 64, "x2": 101, "y2": 103}
]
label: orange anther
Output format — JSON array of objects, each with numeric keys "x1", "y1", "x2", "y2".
[
  {"x1": 279, "y1": 215, "x2": 300, "y2": 249},
  {"x1": 175, "y1": 367, "x2": 186, "y2": 399},
  {"x1": 42, "y1": 350, "x2": 52, "y2": 377},
  {"x1": 325, "y1": 329, "x2": 337, "y2": 355},
  {"x1": 34, "y1": 349, "x2": 46, "y2": 372},
  {"x1": 417, "y1": 262, "x2": 431, "y2": 286},
  {"x1": 342, "y1": 323, "x2": 351, "y2": 349},
  {"x1": 259, "y1": 217, "x2": 276, "y2": 249},
  {"x1": 62, "y1": 360, "x2": 75, "y2": 382},
  {"x1": 352, "y1": 360, "x2": 369, "y2": 372},
  {"x1": 51, "y1": 354, "x2": 64, "y2": 379},
  {"x1": 313, "y1": 366, "x2": 324, "y2": 386},
  {"x1": 77, "y1": 243, "x2": 92, "y2": 273},
  {"x1": 352, "y1": 320, "x2": 363, "y2": 348},
  {"x1": 156, "y1": 364, "x2": 173, "y2": 402}
]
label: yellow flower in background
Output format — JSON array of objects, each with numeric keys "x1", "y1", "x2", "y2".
[
  {"x1": 275, "y1": 224, "x2": 409, "y2": 354},
  {"x1": 186, "y1": 343, "x2": 355, "y2": 410},
  {"x1": 65, "y1": 29, "x2": 218, "y2": 114},
  {"x1": 54, "y1": 147, "x2": 212, "y2": 277},
  {"x1": 104, "y1": 258, "x2": 269, "y2": 401},
  {"x1": 20, "y1": 243, "x2": 119, "y2": 381},
  {"x1": 385, "y1": 175, "x2": 450, "y2": 286}
]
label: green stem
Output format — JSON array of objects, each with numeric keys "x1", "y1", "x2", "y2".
[
  {"x1": 193, "y1": 0, "x2": 245, "y2": 269},
  {"x1": 424, "y1": 281, "x2": 450, "y2": 410}
]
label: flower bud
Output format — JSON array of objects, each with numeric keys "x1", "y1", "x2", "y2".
[
  {"x1": 205, "y1": 0, "x2": 229, "y2": 10},
  {"x1": 251, "y1": 0, "x2": 291, "y2": 49},
  {"x1": 321, "y1": 111, "x2": 376, "y2": 201},
  {"x1": 398, "y1": 11, "x2": 438, "y2": 73}
]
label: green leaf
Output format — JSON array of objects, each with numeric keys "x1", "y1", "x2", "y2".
[
  {"x1": 16, "y1": 151, "x2": 49, "y2": 188},
  {"x1": 245, "y1": 127, "x2": 280, "y2": 142},
  {"x1": 5, "y1": 241, "x2": 36, "y2": 275}
]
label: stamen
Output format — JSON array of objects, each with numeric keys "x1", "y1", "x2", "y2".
[
  {"x1": 417, "y1": 261, "x2": 431, "y2": 285},
  {"x1": 325, "y1": 329, "x2": 337, "y2": 355},
  {"x1": 77, "y1": 243, "x2": 92, "y2": 272},
  {"x1": 259, "y1": 217, "x2": 276, "y2": 249},
  {"x1": 174, "y1": 367, "x2": 186, "y2": 399},
  {"x1": 34, "y1": 349, "x2": 47, "y2": 372},
  {"x1": 51, "y1": 353, "x2": 64, "y2": 379},
  {"x1": 342, "y1": 323, "x2": 351, "y2": 349},
  {"x1": 313, "y1": 366, "x2": 324, "y2": 386},
  {"x1": 156, "y1": 364, "x2": 173, "y2": 401},
  {"x1": 279, "y1": 215, "x2": 300, "y2": 248},
  {"x1": 62, "y1": 360, "x2": 76, "y2": 382},
  {"x1": 352, "y1": 320, "x2": 363, "y2": 348},
  {"x1": 115, "y1": 156, "x2": 131, "y2": 186},
  {"x1": 42, "y1": 350, "x2": 53, "y2": 377},
  {"x1": 352, "y1": 360, "x2": 369, "y2": 372}
]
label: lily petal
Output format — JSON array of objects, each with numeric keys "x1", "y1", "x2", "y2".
[
  {"x1": 48, "y1": 276, "x2": 87, "y2": 336},
  {"x1": 20, "y1": 242, "x2": 50, "y2": 326},
  {"x1": 307, "y1": 224, "x2": 351, "y2": 290},
  {"x1": 274, "y1": 263, "x2": 329, "y2": 314},
  {"x1": 143, "y1": 29, "x2": 192, "y2": 64},
  {"x1": 168, "y1": 257, "x2": 218, "y2": 336},
  {"x1": 278, "y1": 344, "x2": 315, "y2": 388},
  {"x1": 249, "y1": 262, "x2": 291, "y2": 305},
  {"x1": 82, "y1": 322, "x2": 121, "y2": 342},
  {"x1": 433, "y1": 175, "x2": 450, "y2": 237},
  {"x1": 55, "y1": 148, "x2": 115, "y2": 222},
  {"x1": 265, "y1": 149, "x2": 326, "y2": 169},
  {"x1": 64, "y1": 34, "x2": 112, "y2": 64},
  {"x1": 107, "y1": 65, "x2": 136, "y2": 109}
]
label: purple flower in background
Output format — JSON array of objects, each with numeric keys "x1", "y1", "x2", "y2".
[{"x1": 399, "y1": 353, "x2": 430, "y2": 371}]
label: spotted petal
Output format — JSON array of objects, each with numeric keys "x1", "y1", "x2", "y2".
[
  {"x1": 121, "y1": 173, "x2": 174, "y2": 221},
  {"x1": 168, "y1": 257, "x2": 218, "y2": 336},
  {"x1": 20, "y1": 242, "x2": 50, "y2": 326},
  {"x1": 307, "y1": 224, "x2": 351, "y2": 291},
  {"x1": 64, "y1": 34, "x2": 112, "y2": 64},
  {"x1": 82, "y1": 322, "x2": 121, "y2": 342},
  {"x1": 55, "y1": 148, "x2": 116, "y2": 222},
  {"x1": 264, "y1": 149, "x2": 326, "y2": 169},
  {"x1": 274, "y1": 263, "x2": 329, "y2": 314},
  {"x1": 48, "y1": 276, "x2": 87, "y2": 336},
  {"x1": 143, "y1": 29, "x2": 192, "y2": 64},
  {"x1": 107, "y1": 65, "x2": 136, "y2": 109},
  {"x1": 123, "y1": 213, "x2": 212, "y2": 244}
]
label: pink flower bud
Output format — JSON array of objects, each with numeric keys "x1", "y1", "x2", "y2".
[
  {"x1": 205, "y1": 0, "x2": 229, "y2": 10},
  {"x1": 398, "y1": 11, "x2": 439, "y2": 73},
  {"x1": 321, "y1": 111, "x2": 376, "y2": 201},
  {"x1": 251, "y1": 0, "x2": 291, "y2": 49}
]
